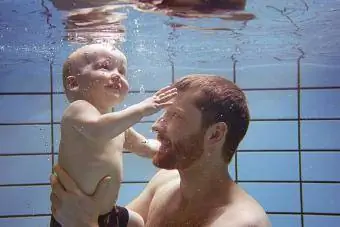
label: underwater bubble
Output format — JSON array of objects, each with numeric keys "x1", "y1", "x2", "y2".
[
  {"x1": 45, "y1": 142, "x2": 49, "y2": 152},
  {"x1": 139, "y1": 85, "x2": 145, "y2": 94}
]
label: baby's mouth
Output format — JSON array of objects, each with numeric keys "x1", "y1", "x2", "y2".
[{"x1": 105, "y1": 83, "x2": 121, "y2": 90}]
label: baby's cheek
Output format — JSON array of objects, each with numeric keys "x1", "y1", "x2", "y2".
[
  {"x1": 168, "y1": 123, "x2": 182, "y2": 136},
  {"x1": 122, "y1": 80, "x2": 130, "y2": 92}
]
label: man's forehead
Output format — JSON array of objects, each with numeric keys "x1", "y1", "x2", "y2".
[{"x1": 171, "y1": 92, "x2": 199, "y2": 112}]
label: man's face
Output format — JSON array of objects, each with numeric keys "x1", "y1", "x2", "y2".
[{"x1": 151, "y1": 91, "x2": 206, "y2": 170}]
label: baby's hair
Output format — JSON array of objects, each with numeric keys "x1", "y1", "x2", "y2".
[
  {"x1": 62, "y1": 43, "x2": 125, "y2": 96},
  {"x1": 95, "y1": 41, "x2": 119, "y2": 51}
]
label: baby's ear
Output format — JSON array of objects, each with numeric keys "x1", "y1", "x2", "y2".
[{"x1": 66, "y1": 76, "x2": 78, "y2": 91}]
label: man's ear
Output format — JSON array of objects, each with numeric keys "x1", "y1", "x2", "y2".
[
  {"x1": 205, "y1": 122, "x2": 228, "y2": 145},
  {"x1": 65, "y1": 76, "x2": 78, "y2": 91}
]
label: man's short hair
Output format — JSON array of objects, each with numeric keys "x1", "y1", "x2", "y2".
[{"x1": 172, "y1": 74, "x2": 250, "y2": 162}]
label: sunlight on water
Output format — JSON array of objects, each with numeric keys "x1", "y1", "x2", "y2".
[{"x1": 0, "y1": 0, "x2": 338, "y2": 66}]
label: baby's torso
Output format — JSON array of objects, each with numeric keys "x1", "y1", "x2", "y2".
[{"x1": 58, "y1": 124, "x2": 125, "y2": 214}]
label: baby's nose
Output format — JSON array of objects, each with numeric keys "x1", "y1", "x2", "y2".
[
  {"x1": 111, "y1": 75, "x2": 122, "y2": 89},
  {"x1": 111, "y1": 74, "x2": 121, "y2": 82}
]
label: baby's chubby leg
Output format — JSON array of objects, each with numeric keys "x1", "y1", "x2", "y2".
[{"x1": 126, "y1": 208, "x2": 144, "y2": 227}]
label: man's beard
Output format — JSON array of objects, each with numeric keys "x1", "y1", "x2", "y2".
[{"x1": 152, "y1": 131, "x2": 205, "y2": 170}]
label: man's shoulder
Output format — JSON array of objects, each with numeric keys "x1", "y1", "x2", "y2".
[
  {"x1": 213, "y1": 189, "x2": 271, "y2": 227},
  {"x1": 150, "y1": 169, "x2": 179, "y2": 190},
  {"x1": 215, "y1": 205, "x2": 271, "y2": 227},
  {"x1": 152, "y1": 169, "x2": 179, "y2": 186}
]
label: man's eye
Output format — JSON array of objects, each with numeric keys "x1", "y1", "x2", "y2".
[{"x1": 172, "y1": 112, "x2": 181, "y2": 118}]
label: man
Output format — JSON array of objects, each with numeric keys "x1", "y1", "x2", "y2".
[{"x1": 50, "y1": 74, "x2": 272, "y2": 227}]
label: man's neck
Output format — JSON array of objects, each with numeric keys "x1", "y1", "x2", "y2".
[{"x1": 178, "y1": 154, "x2": 234, "y2": 206}]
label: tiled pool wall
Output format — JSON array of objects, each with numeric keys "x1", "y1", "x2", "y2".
[
  {"x1": 1, "y1": 54, "x2": 339, "y2": 226},
  {"x1": 0, "y1": 1, "x2": 340, "y2": 227}
]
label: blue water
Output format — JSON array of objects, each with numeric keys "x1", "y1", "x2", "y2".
[{"x1": 0, "y1": 0, "x2": 340, "y2": 226}]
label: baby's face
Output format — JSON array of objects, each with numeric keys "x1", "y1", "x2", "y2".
[{"x1": 74, "y1": 44, "x2": 129, "y2": 107}]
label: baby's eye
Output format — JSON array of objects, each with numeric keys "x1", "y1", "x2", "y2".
[
  {"x1": 101, "y1": 63, "x2": 110, "y2": 69},
  {"x1": 119, "y1": 66, "x2": 126, "y2": 76},
  {"x1": 95, "y1": 61, "x2": 110, "y2": 70}
]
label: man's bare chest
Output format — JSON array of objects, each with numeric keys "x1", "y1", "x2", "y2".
[{"x1": 146, "y1": 188, "x2": 221, "y2": 227}]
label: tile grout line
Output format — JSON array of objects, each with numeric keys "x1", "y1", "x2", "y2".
[
  {"x1": 233, "y1": 56, "x2": 239, "y2": 183},
  {"x1": 1, "y1": 211, "x2": 340, "y2": 219},
  {"x1": 298, "y1": 53, "x2": 305, "y2": 227},
  {"x1": 50, "y1": 62, "x2": 55, "y2": 172},
  {"x1": 2, "y1": 117, "x2": 340, "y2": 126},
  {"x1": 169, "y1": 19, "x2": 176, "y2": 84},
  {"x1": 2, "y1": 149, "x2": 340, "y2": 157},
  {"x1": 1, "y1": 86, "x2": 340, "y2": 96},
  {"x1": 2, "y1": 180, "x2": 340, "y2": 187}
]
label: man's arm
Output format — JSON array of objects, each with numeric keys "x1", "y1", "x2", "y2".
[
  {"x1": 50, "y1": 165, "x2": 177, "y2": 226},
  {"x1": 126, "y1": 169, "x2": 178, "y2": 223},
  {"x1": 123, "y1": 128, "x2": 160, "y2": 158},
  {"x1": 50, "y1": 165, "x2": 112, "y2": 227}
]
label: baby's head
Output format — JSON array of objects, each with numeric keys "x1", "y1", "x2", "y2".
[{"x1": 62, "y1": 44, "x2": 129, "y2": 108}]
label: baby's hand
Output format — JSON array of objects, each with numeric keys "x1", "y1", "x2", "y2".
[{"x1": 138, "y1": 86, "x2": 177, "y2": 116}]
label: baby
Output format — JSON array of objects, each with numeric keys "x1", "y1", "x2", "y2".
[{"x1": 50, "y1": 44, "x2": 177, "y2": 227}]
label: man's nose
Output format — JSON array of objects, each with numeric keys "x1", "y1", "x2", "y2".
[{"x1": 152, "y1": 117, "x2": 166, "y2": 133}]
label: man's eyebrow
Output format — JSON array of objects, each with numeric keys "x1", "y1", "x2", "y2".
[
  {"x1": 167, "y1": 107, "x2": 185, "y2": 114},
  {"x1": 175, "y1": 107, "x2": 185, "y2": 113}
]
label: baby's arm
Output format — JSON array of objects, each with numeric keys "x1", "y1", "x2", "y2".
[
  {"x1": 123, "y1": 128, "x2": 160, "y2": 158},
  {"x1": 62, "y1": 86, "x2": 177, "y2": 143}
]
